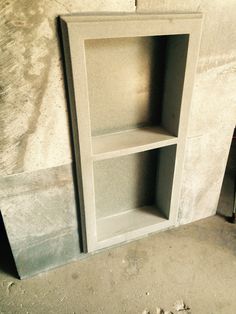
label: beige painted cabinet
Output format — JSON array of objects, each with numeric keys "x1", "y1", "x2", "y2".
[{"x1": 60, "y1": 13, "x2": 202, "y2": 252}]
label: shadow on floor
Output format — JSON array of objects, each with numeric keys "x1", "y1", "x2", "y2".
[
  {"x1": 217, "y1": 134, "x2": 236, "y2": 221},
  {"x1": 0, "y1": 212, "x2": 18, "y2": 278}
]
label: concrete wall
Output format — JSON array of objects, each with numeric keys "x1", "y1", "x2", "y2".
[{"x1": 1, "y1": 0, "x2": 236, "y2": 277}]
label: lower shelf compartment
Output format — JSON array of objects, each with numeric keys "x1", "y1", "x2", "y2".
[
  {"x1": 97, "y1": 206, "x2": 167, "y2": 242},
  {"x1": 93, "y1": 146, "x2": 177, "y2": 249}
]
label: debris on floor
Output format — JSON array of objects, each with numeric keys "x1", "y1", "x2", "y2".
[
  {"x1": 142, "y1": 300, "x2": 191, "y2": 314},
  {"x1": 156, "y1": 307, "x2": 173, "y2": 314},
  {"x1": 142, "y1": 306, "x2": 173, "y2": 314},
  {"x1": 7, "y1": 281, "x2": 16, "y2": 294},
  {"x1": 173, "y1": 300, "x2": 191, "y2": 312}
]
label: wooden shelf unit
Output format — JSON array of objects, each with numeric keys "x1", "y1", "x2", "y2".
[{"x1": 60, "y1": 13, "x2": 202, "y2": 252}]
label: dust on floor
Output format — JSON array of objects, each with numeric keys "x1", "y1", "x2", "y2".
[{"x1": 0, "y1": 214, "x2": 236, "y2": 314}]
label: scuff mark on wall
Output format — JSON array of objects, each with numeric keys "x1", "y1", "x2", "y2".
[{"x1": 0, "y1": 0, "x2": 58, "y2": 175}]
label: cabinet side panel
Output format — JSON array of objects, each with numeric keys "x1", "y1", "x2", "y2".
[
  {"x1": 156, "y1": 145, "x2": 177, "y2": 218},
  {"x1": 161, "y1": 35, "x2": 189, "y2": 136},
  {"x1": 60, "y1": 20, "x2": 88, "y2": 251}
]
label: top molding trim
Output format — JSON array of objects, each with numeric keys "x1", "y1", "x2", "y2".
[
  {"x1": 60, "y1": 12, "x2": 203, "y2": 24},
  {"x1": 60, "y1": 13, "x2": 203, "y2": 40}
]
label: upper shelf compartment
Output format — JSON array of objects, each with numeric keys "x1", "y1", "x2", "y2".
[
  {"x1": 85, "y1": 34, "x2": 189, "y2": 143},
  {"x1": 92, "y1": 126, "x2": 177, "y2": 160}
]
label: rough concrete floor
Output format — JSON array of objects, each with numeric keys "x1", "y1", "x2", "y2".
[{"x1": 0, "y1": 214, "x2": 236, "y2": 314}]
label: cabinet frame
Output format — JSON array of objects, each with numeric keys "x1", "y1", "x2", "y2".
[{"x1": 60, "y1": 13, "x2": 202, "y2": 252}]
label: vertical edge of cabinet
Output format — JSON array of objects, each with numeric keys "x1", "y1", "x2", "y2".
[
  {"x1": 166, "y1": 17, "x2": 203, "y2": 226},
  {"x1": 60, "y1": 18, "x2": 97, "y2": 252}
]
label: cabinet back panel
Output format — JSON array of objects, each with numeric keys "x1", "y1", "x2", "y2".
[
  {"x1": 85, "y1": 36, "x2": 166, "y2": 135},
  {"x1": 94, "y1": 151, "x2": 158, "y2": 219}
]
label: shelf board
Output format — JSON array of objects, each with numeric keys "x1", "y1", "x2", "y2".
[
  {"x1": 92, "y1": 126, "x2": 177, "y2": 161},
  {"x1": 97, "y1": 206, "x2": 168, "y2": 243}
]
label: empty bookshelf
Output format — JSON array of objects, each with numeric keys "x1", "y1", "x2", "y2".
[{"x1": 60, "y1": 13, "x2": 202, "y2": 252}]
